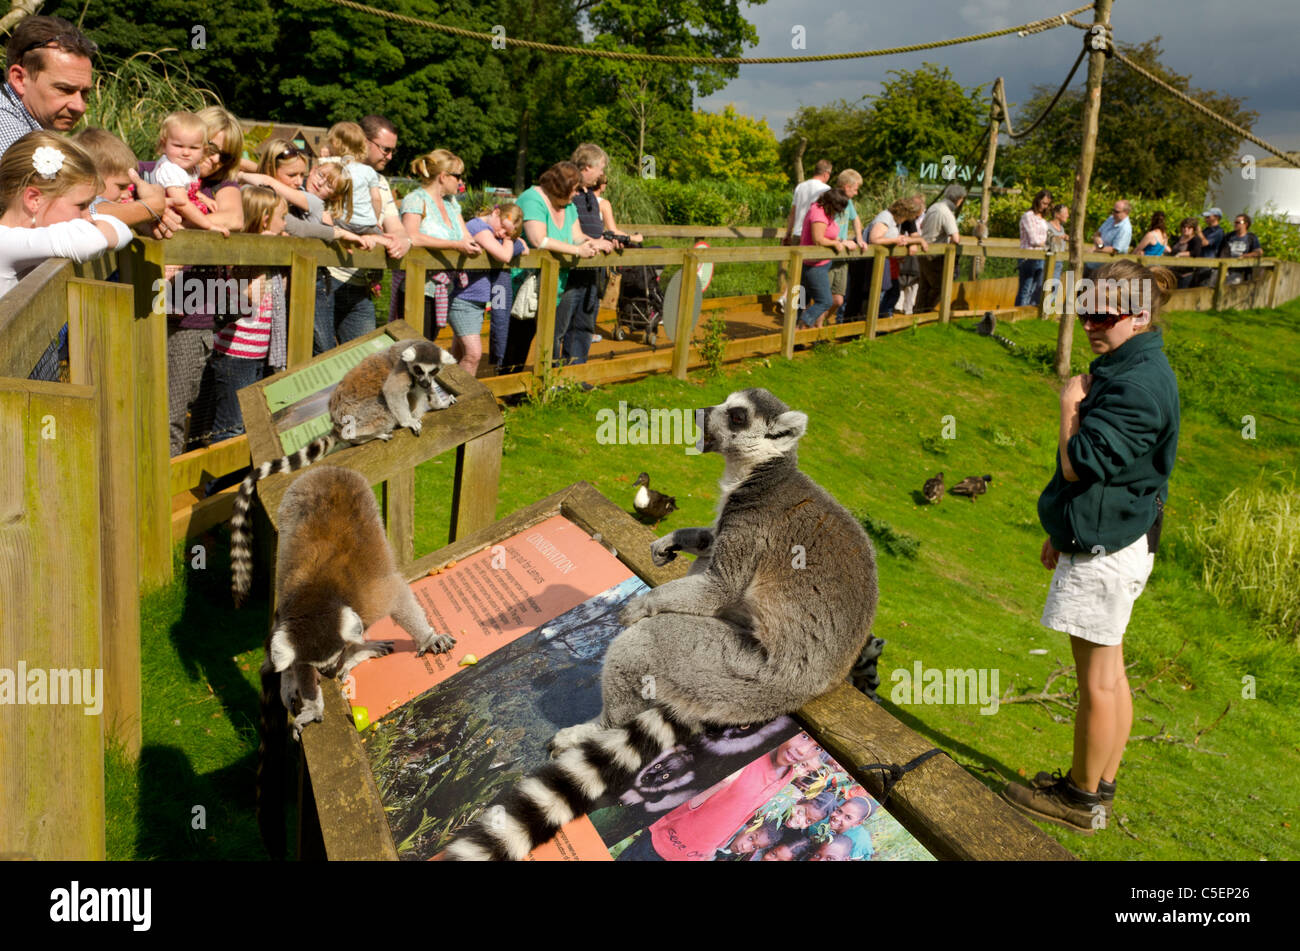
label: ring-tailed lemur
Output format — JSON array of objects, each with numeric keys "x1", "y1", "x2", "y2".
[
  {"x1": 256, "y1": 465, "x2": 456, "y2": 859},
  {"x1": 443, "y1": 388, "x2": 878, "y2": 860},
  {"x1": 230, "y1": 339, "x2": 455, "y2": 605}
]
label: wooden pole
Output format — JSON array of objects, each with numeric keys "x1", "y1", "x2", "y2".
[
  {"x1": 974, "y1": 77, "x2": 1003, "y2": 279},
  {"x1": 1057, "y1": 0, "x2": 1114, "y2": 380}
]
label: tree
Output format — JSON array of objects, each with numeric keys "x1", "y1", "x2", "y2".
[
  {"x1": 780, "y1": 64, "x2": 987, "y2": 184},
  {"x1": 665, "y1": 105, "x2": 784, "y2": 189},
  {"x1": 566, "y1": 0, "x2": 765, "y2": 174},
  {"x1": 999, "y1": 38, "x2": 1257, "y2": 199}
]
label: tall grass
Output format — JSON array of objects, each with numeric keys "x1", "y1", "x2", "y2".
[
  {"x1": 1190, "y1": 478, "x2": 1300, "y2": 644},
  {"x1": 84, "y1": 50, "x2": 220, "y2": 160}
]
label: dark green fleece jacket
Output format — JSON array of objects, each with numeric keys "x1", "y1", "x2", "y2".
[{"x1": 1038, "y1": 329, "x2": 1180, "y2": 554}]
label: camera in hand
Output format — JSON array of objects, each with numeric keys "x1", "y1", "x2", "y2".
[{"x1": 603, "y1": 230, "x2": 640, "y2": 249}]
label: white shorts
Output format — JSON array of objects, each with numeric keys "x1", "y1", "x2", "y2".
[{"x1": 1041, "y1": 533, "x2": 1154, "y2": 646}]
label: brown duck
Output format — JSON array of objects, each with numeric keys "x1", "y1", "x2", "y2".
[
  {"x1": 950, "y1": 474, "x2": 993, "y2": 500},
  {"x1": 632, "y1": 472, "x2": 678, "y2": 523},
  {"x1": 922, "y1": 472, "x2": 945, "y2": 504}
]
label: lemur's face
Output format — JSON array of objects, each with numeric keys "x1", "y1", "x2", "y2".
[
  {"x1": 402, "y1": 343, "x2": 454, "y2": 391},
  {"x1": 695, "y1": 389, "x2": 807, "y2": 463}
]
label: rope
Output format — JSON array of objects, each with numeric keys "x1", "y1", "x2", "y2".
[
  {"x1": 322, "y1": 0, "x2": 1093, "y2": 65},
  {"x1": 997, "y1": 45, "x2": 1088, "y2": 139},
  {"x1": 1110, "y1": 48, "x2": 1300, "y2": 169},
  {"x1": 858, "y1": 748, "x2": 946, "y2": 809}
]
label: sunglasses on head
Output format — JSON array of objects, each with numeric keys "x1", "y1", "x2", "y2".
[
  {"x1": 1077, "y1": 312, "x2": 1132, "y2": 330},
  {"x1": 15, "y1": 34, "x2": 99, "y2": 64},
  {"x1": 277, "y1": 145, "x2": 304, "y2": 160}
]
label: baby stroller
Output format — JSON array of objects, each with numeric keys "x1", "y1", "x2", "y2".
[{"x1": 613, "y1": 248, "x2": 665, "y2": 346}]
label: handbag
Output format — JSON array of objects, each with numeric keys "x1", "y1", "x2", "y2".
[{"x1": 511, "y1": 271, "x2": 539, "y2": 320}]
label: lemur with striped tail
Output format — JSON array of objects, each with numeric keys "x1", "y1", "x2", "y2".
[
  {"x1": 443, "y1": 388, "x2": 878, "y2": 861},
  {"x1": 229, "y1": 338, "x2": 455, "y2": 606}
]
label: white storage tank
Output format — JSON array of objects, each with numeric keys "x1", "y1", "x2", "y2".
[{"x1": 1205, "y1": 152, "x2": 1300, "y2": 224}]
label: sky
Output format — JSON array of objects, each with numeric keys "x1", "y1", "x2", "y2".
[{"x1": 697, "y1": 0, "x2": 1300, "y2": 154}]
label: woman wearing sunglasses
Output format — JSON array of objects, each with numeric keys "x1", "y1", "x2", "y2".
[{"x1": 1002, "y1": 260, "x2": 1180, "y2": 836}]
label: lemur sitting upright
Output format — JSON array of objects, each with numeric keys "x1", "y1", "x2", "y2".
[{"x1": 443, "y1": 388, "x2": 879, "y2": 861}]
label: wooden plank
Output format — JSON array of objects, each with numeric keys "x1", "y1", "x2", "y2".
[
  {"x1": 1213, "y1": 259, "x2": 1228, "y2": 310},
  {"x1": 169, "y1": 436, "x2": 251, "y2": 494},
  {"x1": 287, "y1": 252, "x2": 316, "y2": 368},
  {"x1": 450, "y1": 424, "x2": 504, "y2": 542},
  {"x1": 799, "y1": 686, "x2": 1074, "y2": 861},
  {"x1": 1267, "y1": 261, "x2": 1282, "y2": 309},
  {"x1": 382, "y1": 469, "x2": 415, "y2": 570},
  {"x1": 939, "y1": 244, "x2": 956, "y2": 324},
  {"x1": 68, "y1": 277, "x2": 142, "y2": 755},
  {"x1": 782, "y1": 248, "x2": 802, "y2": 359},
  {"x1": 0, "y1": 384, "x2": 105, "y2": 860},
  {"x1": 171, "y1": 485, "x2": 238, "y2": 544},
  {"x1": 866, "y1": 246, "x2": 886, "y2": 340},
  {"x1": 671, "y1": 250, "x2": 699, "y2": 380},
  {"x1": 0, "y1": 258, "x2": 71, "y2": 378},
  {"x1": 118, "y1": 240, "x2": 172, "y2": 589},
  {"x1": 402, "y1": 258, "x2": 427, "y2": 331},
  {"x1": 299, "y1": 679, "x2": 399, "y2": 860},
  {"x1": 1039, "y1": 253, "x2": 1057, "y2": 320},
  {"x1": 534, "y1": 254, "x2": 560, "y2": 393}
]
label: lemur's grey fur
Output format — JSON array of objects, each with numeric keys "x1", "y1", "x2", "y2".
[{"x1": 443, "y1": 388, "x2": 878, "y2": 861}]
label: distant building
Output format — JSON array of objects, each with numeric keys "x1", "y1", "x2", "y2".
[
  {"x1": 237, "y1": 120, "x2": 329, "y2": 158},
  {"x1": 1205, "y1": 151, "x2": 1300, "y2": 224}
]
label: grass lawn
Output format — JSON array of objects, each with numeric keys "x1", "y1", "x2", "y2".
[{"x1": 110, "y1": 298, "x2": 1300, "y2": 860}]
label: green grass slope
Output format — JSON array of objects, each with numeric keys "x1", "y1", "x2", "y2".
[{"x1": 114, "y1": 300, "x2": 1300, "y2": 860}]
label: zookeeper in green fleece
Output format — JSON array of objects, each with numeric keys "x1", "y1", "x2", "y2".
[{"x1": 1002, "y1": 261, "x2": 1181, "y2": 836}]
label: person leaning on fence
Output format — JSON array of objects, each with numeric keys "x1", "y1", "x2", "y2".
[
  {"x1": 1045, "y1": 202, "x2": 1070, "y2": 283},
  {"x1": 241, "y1": 139, "x2": 377, "y2": 249},
  {"x1": 866, "y1": 196, "x2": 928, "y2": 321},
  {"x1": 1015, "y1": 189, "x2": 1053, "y2": 307},
  {"x1": 0, "y1": 16, "x2": 95, "y2": 160},
  {"x1": 798, "y1": 187, "x2": 849, "y2": 329},
  {"x1": 500, "y1": 161, "x2": 599, "y2": 375},
  {"x1": 828, "y1": 169, "x2": 865, "y2": 322},
  {"x1": 1167, "y1": 216, "x2": 1202, "y2": 288},
  {"x1": 776, "y1": 159, "x2": 832, "y2": 314},
  {"x1": 915, "y1": 184, "x2": 965, "y2": 313},
  {"x1": 459, "y1": 204, "x2": 526, "y2": 377},
  {"x1": 896, "y1": 194, "x2": 926, "y2": 314},
  {"x1": 400, "y1": 149, "x2": 481, "y2": 343},
  {"x1": 0, "y1": 131, "x2": 133, "y2": 299},
  {"x1": 1134, "y1": 210, "x2": 1168, "y2": 257},
  {"x1": 1085, "y1": 199, "x2": 1132, "y2": 277},
  {"x1": 160, "y1": 105, "x2": 246, "y2": 455},
  {"x1": 555, "y1": 143, "x2": 616, "y2": 366},
  {"x1": 1219, "y1": 213, "x2": 1262, "y2": 284},
  {"x1": 71, "y1": 127, "x2": 169, "y2": 235},
  {"x1": 1002, "y1": 261, "x2": 1181, "y2": 836},
  {"x1": 1192, "y1": 206, "x2": 1225, "y2": 288}
]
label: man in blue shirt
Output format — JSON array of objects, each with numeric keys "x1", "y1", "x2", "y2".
[{"x1": 1092, "y1": 200, "x2": 1132, "y2": 254}]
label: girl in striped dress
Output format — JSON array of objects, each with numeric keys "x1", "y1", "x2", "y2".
[{"x1": 208, "y1": 186, "x2": 288, "y2": 442}]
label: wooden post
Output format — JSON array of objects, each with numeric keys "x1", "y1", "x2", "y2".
[
  {"x1": 1267, "y1": 259, "x2": 1282, "y2": 308},
  {"x1": 865, "y1": 246, "x2": 886, "y2": 340},
  {"x1": 382, "y1": 471, "x2": 415, "y2": 571},
  {"x1": 534, "y1": 255, "x2": 561, "y2": 394},
  {"x1": 938, "y1": 243, "x2": 956, "y2": 324},
  {"x1": 1057, "y1": 0, "x2": 1114, "y2": 380},
  {"x1": 782, "y1": 248, "x2": 803, "y2": 359},
  {"x1": 1213, "y1": 259, "x2": 1228, "y2": 311},
  {"x1": 974, "y1": 77, "x2": 1003, "y2": 280},
  {"x1": 671, "y1": 250, "x2": 698, "y2": 380},
  {"x1": 450, "y1": 426, "x2": 504, "y2": 542},
  {"x1": 1039, "y1": 252, "x2": 1057, "y2": 320},
  {"x1": 67, "y1": 278, "x2": 143, "y2": 757},
  {"x1": 118, "y1": 240, "x2": 172, "y2": 588},
  {"x1": 287, "y1": 252, "x2": 317, "y2": 367},
  {"x1": 403, "y1": 257, "x2": 427, "y2": 332}
]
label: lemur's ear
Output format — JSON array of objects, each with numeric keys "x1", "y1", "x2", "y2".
[
  {"x1": 339, "y1": 607, "x2": 365, "y2": 645},
  {"x1": 769, "y1": 410, "x2": 808, "y2": 446},
  {"x1": 400, "y1": 345, "x2": 417, "y2": 364},
  {"x1": 438, "y1": 346, "x2": 456, "y2": 365},
  {"x1": 269, "y1": 629, "x2": 296, "y2": 672}
]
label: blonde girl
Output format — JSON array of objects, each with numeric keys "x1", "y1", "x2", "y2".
[
  {"x1": 459, "y1": 202, "x2": 527, "y2": 375},
  {"x1": 324, "y1": 121, "x2": 382, "y2": 232},
  {"x1": 241, "y1": 139, "x2": 377, "y2": 249},
  {"x1": 0, "y1": 131, "x2": 132, "y2": 299}
]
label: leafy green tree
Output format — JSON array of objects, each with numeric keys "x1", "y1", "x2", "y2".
[
  {"x1": 1000, "y1": 38, "x2": 1257, "y2": 199},
  {"x1": 664, "y1": 105, "x2": 785, "y2": 189},
  {"x1": 780, "y1": 64, "x2": 987, "y2": 184},
  {"x1": 566, "y1": 0, "x2": 765, "y2": 174}
]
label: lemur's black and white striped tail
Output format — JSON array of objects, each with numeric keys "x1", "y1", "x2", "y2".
[
  {"x1": 443, "y1": 707, "x2": 696, "y2": 861},
  {"x1": 230, "y1": 434, "x2": 336, "y2": 606}
]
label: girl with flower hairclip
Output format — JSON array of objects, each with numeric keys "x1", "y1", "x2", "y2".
[{"x1": 0, "y1": 131, "x2": 133, "y2": 299}]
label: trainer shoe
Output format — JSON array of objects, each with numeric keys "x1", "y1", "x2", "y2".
[
  {"x1": 1001, "y1": 771, "x2": 1103, "y2": 835},
  {"x1": 1033, "y1": 768, "x2": 1115, "y2": 819}
]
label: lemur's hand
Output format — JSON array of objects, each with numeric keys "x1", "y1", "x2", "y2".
[{"x1": 650, "y1": 535, "x2": 681, "y2": 566}]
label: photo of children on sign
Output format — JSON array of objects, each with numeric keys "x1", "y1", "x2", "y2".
[{"x1": 356, "y1": 515, "x2": 933, "y2": 860}]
